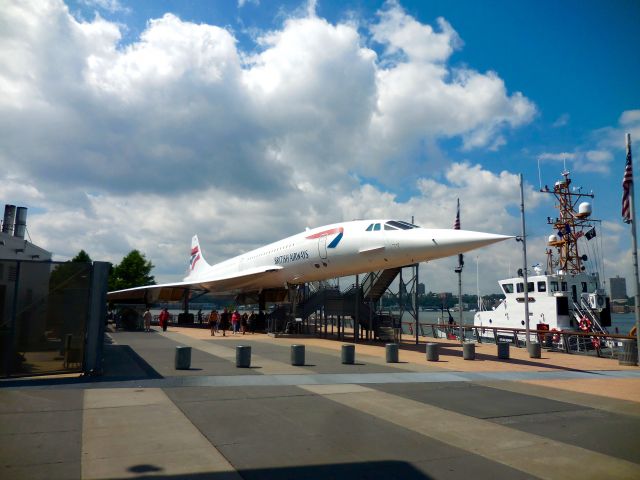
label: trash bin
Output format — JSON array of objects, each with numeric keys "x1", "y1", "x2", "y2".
[
  {"x1": 385, "y1": 343, "x2": 399, "y2": 363},
  {"x1": 528, "y1": 342, "x2": 541, "y2": 359},
  {"x1": 497, "y1": 341, "x2": 510, "y2": 360},
  {"x1": 426, "y1": 342, "x2": 439, "y2": 362},
  {"x1": 236, "y1": 345, "x2": 251, "y2": 368},
  {"x1": 341, "y1": 344, "x2": 355, "y2": 364},
  {"x1": 463, "y1": 342, "x2": 475, "y2": 360},
  {"x1": 291, "y1": 344, "x2": 305, "y2": 366},
  {"x1": 619, "y1": 339, "x2": 639, "y2": 366},
  {"x1": 175, "y1": 346, "x2": 192, "y2": 370}
]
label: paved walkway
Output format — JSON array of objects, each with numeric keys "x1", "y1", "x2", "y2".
[{"x1": 1, "y1": 326, "x2": 639, "y2": 479}]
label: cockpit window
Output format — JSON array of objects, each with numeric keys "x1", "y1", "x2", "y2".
[
  {"x1": 384, "y1": 224, "x2": 398, "y2": 230},
  {"x1": 373, "y1": 223, "x2": 381, "y2": 231},
  {"x1": 366, "y1": 224, "x2": 374, "y2": 231},
  {"x1": 386, "y1": 220, "x2": 419, "y2": 230}
]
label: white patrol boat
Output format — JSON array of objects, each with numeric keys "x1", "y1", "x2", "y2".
[{"x1": 474, "y1": 170, "x2": 611, "y2": 347}]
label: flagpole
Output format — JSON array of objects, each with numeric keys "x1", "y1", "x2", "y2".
[
  {"x1": 519, "y1": 174, "x2": 532, "y2": 353},
  {"x1": 454, "y1": 199, "x2": 464, "y2": 343},
  {"x1": 626, "y1": 133, "x2": 640, "y2": 364}
]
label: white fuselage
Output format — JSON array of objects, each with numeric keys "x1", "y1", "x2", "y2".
[{"x1": 188, "y1": 219, "x2": 510, "y2": 294}]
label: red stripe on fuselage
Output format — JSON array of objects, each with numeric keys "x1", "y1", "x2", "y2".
[
  {"x1": 191, "y1": 246, "x2": 199, "y2": 255},
  {"x1": 305, "y1": 227, "x2": 343, "y2": 239}
]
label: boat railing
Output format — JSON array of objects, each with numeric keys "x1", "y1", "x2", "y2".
[
  {"x1": 574, "y1": 299, "x2": 608, "y2": 336},
  {"x1": 402, "y1": 321, "x2": 635, "y2": 359}
]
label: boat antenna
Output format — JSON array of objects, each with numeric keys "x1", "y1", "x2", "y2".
[{"x1": 537, "y1": 157, "x2": 542, "y2": 191}]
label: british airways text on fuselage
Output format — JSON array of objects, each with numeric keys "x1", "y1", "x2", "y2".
[{"x1": 274, "y1": 250, "x2": 310, "y2": 265}]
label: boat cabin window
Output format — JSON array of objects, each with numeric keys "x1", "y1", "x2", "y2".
[
  {"x1": 537, "y1": 281, "x2": 547, "y2": 292},
  {"x1": 384, "y1": 224, "x2": 399, "y2": 230},
  {"x1": 561, "y1": 281, "x2": 568, "y2": 291},
  {"x1": 551, "y1": 281, "x2": 559, "y2": 292},
  {"x1": 516, "y1": 282, "x2": 534, "y2": 293},
  {"x1": 373, "y1": 223, "x2": 381, "y2": 231},
  {"x1": 386, "y1": 220, "x2": 419, "y2": 230},
  {"x1": 502, "y1": 283, "x2": 514, "y2": 294},
  {"x1": 581, "y1": 282, "x2": 587, "y2": 293},
  {"x1": 366, "y1": 224, "x2": 373, "y2": 231}
]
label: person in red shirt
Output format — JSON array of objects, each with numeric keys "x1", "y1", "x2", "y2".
[
  {"x1": 159, "y1": 308, "x2": 169, "y2": 332},
  {"x1": 231, "y1": 310, "x2": 240, "y2": 335}
]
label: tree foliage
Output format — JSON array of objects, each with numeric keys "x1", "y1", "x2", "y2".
[
  {"x1": 71, "y1": 250, "x2": 92, "y2": 263},
  {"x1": 108, "y1": 250, "x2": 155, "y2": 291}
]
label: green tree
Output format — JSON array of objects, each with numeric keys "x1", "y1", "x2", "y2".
[
  {"x1": 71, "y1": 250, "x2": 92, "y2": 262},
  {"x1": 109, "y1": 250, "x2": 156, "y2": 291}
]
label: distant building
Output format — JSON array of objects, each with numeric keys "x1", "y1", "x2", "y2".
[
  {"x1": 417, "y1": 283, "x2": 425, "y2": 295},
  {"x1": 608, "y1": 276, "x2": 627, "y2": 301},
  {"x1": 0, "y1": 205, "x2": 51, "y2": 261}
]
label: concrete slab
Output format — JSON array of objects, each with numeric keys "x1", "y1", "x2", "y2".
[
  {"x1": 370, "y1": 381, "x2": 580, "y2": 419},
  {"x1": 165, "y1": 386, "x2": 537, "y2": 480},
  {"x1": 0, "y1": 389, "x2": 83, "y2": 480},
  {"x1": 82, "y1": 388, "x2": 241, "y2": 479},
  {"x1": 479, "y1": 380, "x2": 640, "y2": 417},
  {"x1": 300, "y1": 384, "x2": 640, "y2": 479}
]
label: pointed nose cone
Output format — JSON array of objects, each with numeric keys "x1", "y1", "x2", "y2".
[
  {"x1": 414, "y1": 229, "x2": 514, "y2": 260},
  {"x1": 437, "y1": 229, "x2": 513, "y2": 253}
]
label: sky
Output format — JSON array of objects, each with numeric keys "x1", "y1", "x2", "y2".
[{"x1": 1, "y1": 0, "x2": 639, "y2": 295}]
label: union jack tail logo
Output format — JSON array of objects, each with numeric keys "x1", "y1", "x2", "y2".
[{"x1": 190, "y1": 246, "x2": 201, "y2": 270}]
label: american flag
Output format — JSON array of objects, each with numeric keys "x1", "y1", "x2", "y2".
[{"x1": 622, "y1": 136, "x2": 633, "y2": 224}]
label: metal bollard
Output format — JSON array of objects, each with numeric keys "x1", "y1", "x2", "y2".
[
  {"x1": 463, "y1": 342, "x2": 475, "y2": 360},
  {"x1": 341, "y1": 344, "x2": 355, "y2": 364},
  {"x1": 497, "y1": 341, "x2": 510, "y2": 360},
  {"x1": 619, "y1": 339, "x2": 639, "y2": 366},
  {"x1": 236, "y1": 345, "x2": 251, "y2": 368},
  {"x1": 291, "y1": 344, "x2": 305, "y2": 366},
  {"x1": 385, "y1": 343, "x2": 399, "y2": 363},
  {"x1": 425, "y1": 342, "x2": 439, "y2": 361},
  {"x1": 175, "y1": 346, "x2": 192, "y2": 370},
  {"x1": 528, "y1": 342, "x2": 541, "y2": 359}
]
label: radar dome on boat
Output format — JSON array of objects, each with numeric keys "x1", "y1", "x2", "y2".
[
  {"x1": 548, "y1": 234, "x2": 558, "y2": 244},
  {"x1": 577, "y1": 202, "x2": 592, "y2": 218}
]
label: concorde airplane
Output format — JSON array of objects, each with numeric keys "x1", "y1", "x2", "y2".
[{"x1": 107, "y1": 219, "x2": 511, "y2": 305}]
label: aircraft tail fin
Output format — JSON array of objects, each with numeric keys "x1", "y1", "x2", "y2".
[{"x1": 186, "y1": 235, "x2": 210, "y2": 278}]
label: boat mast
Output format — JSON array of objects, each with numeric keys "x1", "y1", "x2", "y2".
[{"x1": 542, "y1": 170, "x2": 595, "y2": 275}]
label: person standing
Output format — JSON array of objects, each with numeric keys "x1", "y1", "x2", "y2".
[
  {"x1": 231, "y1": 310, "x2": 240, "y2": 335},
  {"x1": 220, "y1": 308, "x2": 228, "y2": 336},
  {"x1": 208, "y1": 309, "x2": 219, "y2": 336},
  {"x1": 143, "y1": 308, "x2": 152, "y2": 332},
  {"x1": 159, "y1": 308, "x2": 169, "y2": 332},
  {"x1": 241, "y1": 312, "x2": 248, "y2": 335},
  {"x1": 248, "y1": 311, "x2": 256, "y2": 334}
]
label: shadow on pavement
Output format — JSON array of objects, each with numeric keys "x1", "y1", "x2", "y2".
[{"x1": 121, "y1": 460, "x2": 432, "y2": 480}]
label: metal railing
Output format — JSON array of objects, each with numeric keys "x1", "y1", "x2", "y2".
[{"x1": 403, "y1": 321, "x2": 635, "y2": 359}]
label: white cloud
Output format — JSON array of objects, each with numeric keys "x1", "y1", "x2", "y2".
[
  {"x1": 537, "y1": 152, "x2": 576, "y2": 162},
  {"x1": 238, "y1": 0, "x2": 260, "y2": 8},
  {"x1": 552, "y1": 113, "x2": 569, "y2": 127},
  {"x1": 81, "y1": 0, "x2": 130, "y2": 14},
  {"x1": 0, "y1": 0, "x2": 539, "y2": 292},
  {"x1": 598, "y1": 109, "x2": 640, "y2": 151},
  {"x1": 368, "y1": 3, "x2": 535, "y2": 167}
]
